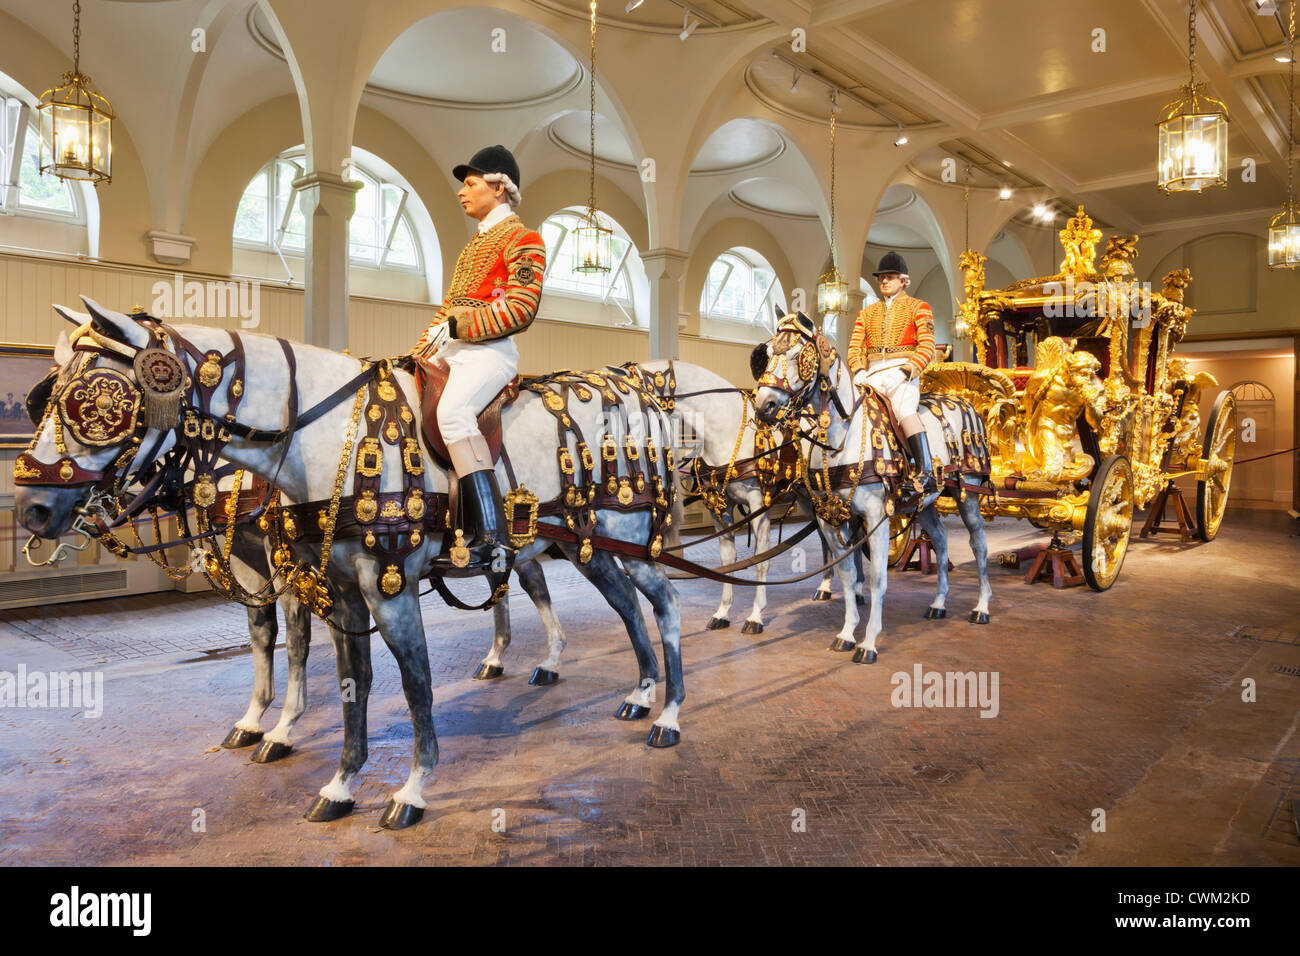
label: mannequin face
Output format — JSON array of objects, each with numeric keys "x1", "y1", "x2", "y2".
[
  {"x1": 458, "y1": 173, "x2": 508, "y2": 221},
  {"x1": 877, "y1": 272, "x2": 904, "y2": 298}
]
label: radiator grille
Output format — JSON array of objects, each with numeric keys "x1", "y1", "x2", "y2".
[{"x1": 0, "y1": 569, "x2": 128, "y2": 604}]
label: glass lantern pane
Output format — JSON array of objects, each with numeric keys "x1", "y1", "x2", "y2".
[
  {"x1": 1268, "y1": 223, "x2": 1300, "y2": 268},
  {"x1": 90, "y1": 110, "x2": 111, "y2": 178}
]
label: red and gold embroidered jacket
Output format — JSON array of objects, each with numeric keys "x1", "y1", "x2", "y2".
[
  {"x1": 414, "y1": 213, "x2": 547, "y2": 351},
  {"x1": 847, "y1": 292, "x2": 936, "y2": 376}
]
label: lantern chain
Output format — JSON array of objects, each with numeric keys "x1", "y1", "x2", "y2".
[
  {"x1": 1188, "y1": 0, "x2": 1197, "y2": 90},
  {"x1": 587, "y1": 0, "x2": 598, "y2": 222},
  {"x1": 72, "y1": 0, "x2": 81, "y2": 75},
  {"x1": 829, "y1": 93, "x2": 838, "y2": 273},
  {"x1": 1288, "y1": 0, "x2": 1295, "y2": 205}
]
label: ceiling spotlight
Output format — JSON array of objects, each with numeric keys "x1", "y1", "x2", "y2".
[
  {"x1": 1002, "y1": 160, "x2": 1013, "y2": 167},
  {"x1": 1276, "y1": 54, "x2": 1293, "y2": 63},
  {"x1": 893, "y1": 125, "x2": 908, "y2": 147},
  {"x1": 680, "y1": 13, "x2": 699, "y2": 40},
  {"x1": 791, "y1": 68, "x2": 802, "y2": 93},
  {"x1": 625, "y1": 0, "x2": 644, "y2": 11},
  {"x1": 999, "y1": 186, "x2": 1012, "y2": 200},
  {"x1": 1252, "y1": 0, "x2": 1277, "y2": 14},
  {"x1": 1032, "y1": 203, "x2": 1052, "y2": 221}
]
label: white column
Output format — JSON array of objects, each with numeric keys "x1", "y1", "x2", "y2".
[
  {"x1": 293, "y1": 170, "x2": 362, "y2": 350},
  {"x1": 641, "y1": 248, "x2": 688, "y2": 360}
]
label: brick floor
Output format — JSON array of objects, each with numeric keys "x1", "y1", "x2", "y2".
[{"x1": 0, "y1": 508, "x2": 1296, "y2": 865}]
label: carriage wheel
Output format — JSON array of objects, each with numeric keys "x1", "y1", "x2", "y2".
[
  {"x1": 1196, "y1": 391, "x2": 1236, "y2": 542},
  {"x1": 1082, "y1": 455, "x2": 1134, "y2": 591},
  {"x1": 887, "y1": 513, "x2": 913, "y2": 565}
]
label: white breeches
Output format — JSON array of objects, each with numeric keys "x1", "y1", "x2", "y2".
[
  {"x1": 436, "y1": 337, "x2": 519, "y2": 444},
  {"x1": 865, "y1": 359, "x2": 919, "y2": 420}
]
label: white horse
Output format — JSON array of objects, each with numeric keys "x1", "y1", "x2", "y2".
[
  {"x1": 752, "y1": 312, "x2": 993, "y2": 663},
  {"x1": 16, "y1": 298, "x2": 684, "y2": 829}
]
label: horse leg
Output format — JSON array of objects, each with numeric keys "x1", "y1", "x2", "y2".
[
  {"x1": 516, "y1": 557, "x2": 567, "y2": 685},
  {"x1": 475, "y1": 584, "x2": 513, "y2": 681},
  {"x1": 362, "y1": 573, "x2": 439, "y2": 831},
  {"x1": 813, "y1": 535, "x2": 834, "y2": 601},
  {"x1": 221, "y1": 538, "x2": 276, "y2": 749},
  {"x1": 853, "y1": 544, "x2": 866, "y2": 606},
  {"x1": 959, "y1": 489, "x2": 992, "y2": 624},
  {"x1": 222, "y1": 600, "x2": 275, "y2": 749},
  {"x1": 825, "y1": 517, "x2": 861, "y2": 653},
  {"x1": 851, "y1": 490, "x2": 891, "y2": 664},
  {"x1": 251, "y1": 593, "x2": 312, "y2": 763},
  {"x1": 707, "y1": 519, "x2": 736, "y2": 630},
  {"x1": 742, "y1": 495, "x2": 769, "y2": 635},
  {"x1": 561, "y1": 543, "x2": 661, "y2": 721},
  {"x1": 622, "y1": 558, "x2": 684, "y2": 748},
  {"x1": 915, "y1": 503, "x2": 951, "y2": 620},
  {"x1": 304, "y1": 592, "x2": 372, "y2": 824}
]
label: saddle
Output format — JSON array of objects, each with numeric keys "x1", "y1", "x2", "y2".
[{"x1": 415, "y1": 357, "x2": 520, "y2": 470}]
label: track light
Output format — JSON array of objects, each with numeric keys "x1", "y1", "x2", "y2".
[
  {"x1": 1032, "y1": 203, "x2": 1054, "y2": 222},
  {"x1": 680, "y1": 14, "x2": 699, "y2": 40},
  {"x1": 893, "y1": 125, "x2": 908, "y2": 147},
  {"x1": 625, "y1": 0, "x2": 644, "y2": 11},
  {"x1": 791, "y1": 68, "x2": 802, "y2": 93},
  {"x1": 999, "y1": 186, "x2": 1012, "y2": 201}
]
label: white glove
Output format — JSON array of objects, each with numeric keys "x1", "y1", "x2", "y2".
[
  {"x1": 853, "y1": 369, "x2": 869, "y2": 388},
  {"x1": 423, "y1": 322, "x2": 450, "y2": 356}
]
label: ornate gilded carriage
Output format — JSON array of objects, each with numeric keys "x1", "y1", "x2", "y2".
[{"x1": 923, "y1": 206, "x2": 1235, "y2": 590}]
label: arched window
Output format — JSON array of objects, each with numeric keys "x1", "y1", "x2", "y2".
[
  {"x1": 0, "y1": 105, "x2": 82, "y2": 220},
  {"x1": 538, "y1": 208, "x2": 637, "y2": 322},
  {"x1": 700, "y1": 247, "x2": 786, "y2": 329},
  {"x1": 234, "y1": 150, "x2": 422, "y2": 272}
]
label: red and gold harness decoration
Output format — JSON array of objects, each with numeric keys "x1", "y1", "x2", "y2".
[
  {"x1": 848, "y1": 292, "x2": 936, "y2": 375},
  {"x1": 415, "y1": 214, "x2": 547, "y2": 349}
]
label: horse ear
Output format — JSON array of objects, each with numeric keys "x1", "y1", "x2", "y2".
[
  {"x1": 774, "y1": 303, "x2": 785, "y2": 319},
  {"x1": 80, "y1": 296, "x2": 150, "y2": 350},
  {"x1": 52, "y1": 303, "x2": 87, "y2": 327},
  {"x1": 54, "y1": 329, "x2": 73, "y2": 366}
]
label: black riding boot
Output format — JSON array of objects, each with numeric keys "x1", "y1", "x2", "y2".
[
  {"x1": 907, "y1": 431, "x2": 938, "y2": 496},
  {"x1": 442, "y1": 469, "x2": 511, "y2": 577}
]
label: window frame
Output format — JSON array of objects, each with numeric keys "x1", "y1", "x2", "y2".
[
  {"x1": 233, "y1": 151, "x2": 424, "y2": 275},
  {"x1": 0, "y1": 102, "x2": 83, "y2": 223},
  {"x1": 700, "y1": 247, "x2": 786, "y2": 330},
  {"x1": 538, "y1": 208, "x2": 638, "y2": 325}
]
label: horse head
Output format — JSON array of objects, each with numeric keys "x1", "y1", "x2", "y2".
[
  {"x1": 14, "y1": 297, "x2": 179, "y2": 545},
  {"x1": 753, "y1": 308, "x2": 835, "y2": 426}
]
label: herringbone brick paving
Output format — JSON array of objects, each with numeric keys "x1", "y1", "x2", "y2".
[{"x1": 0, "y1": 509, "x2": 1296, "y2": 865}]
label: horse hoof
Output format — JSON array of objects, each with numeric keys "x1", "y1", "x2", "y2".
[
  {"x1": 615, "y1": 702, "x2": 651, "y2": 721},
  {"x1": 472, "y1": 663, "x2": 504, "y2": 680},
  {"x1": 741, "y1": 621, "x2": 763, "y2": 635},
  {"x1": 924, "y1": 607, "x2": 947, "y2": 620},
  {"x1": 647, "y1": 725, "x2": 680, "y2": 748},
  {"x1": 970, "y1": 611, "x2": 990, "y2": 625},
  {"x1": 811, "y1": 591, "x2": 832, "y2": 602},
  {"x1": 529, "y1": 667, "x2": 559, "y2": 686},
  {"x1": 250, "y1": 740, "x2": 293, "y2": 764},
  {"x1": 220, "y1": 727, "x2": 263, "y2": 750},
  {"x1": 705, "y1": 617, "x2": 730, "y2": 630},
  {"x1": 851, "y1": 646, "x2": 879, "y2": 665},
  {"x1": 379, "y1": 800, "x2": 424, "y2": 830},
  {"x1": 829, "y1": 638, "x2": 856, "y2": 653},
  {"x1": 855, "y1": 594, "x2": 865, "y2": 606},
  {"x1": 304, "y1": 796, "x2": 354, "y2": 823}
]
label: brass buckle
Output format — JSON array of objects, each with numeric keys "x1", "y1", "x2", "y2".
[
  {"x1": 559, "y1": 448, "x2": 575, "y2": 475},
  {"x1": 505, "y1": 484, "x2": 539, "y2": 548},
  {"x1": 624, "y1": 436, "x2": 640, "y2": 461},
  {"x1": 402, "y1": 438, "x2": 425, "y2": 476},
  {"x1": 357, "y1": 437, "x2": 383, "y2": 477}
]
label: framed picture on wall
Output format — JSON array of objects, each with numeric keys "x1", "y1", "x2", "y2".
[{"x1": 0, "y1": 343, "x2": 57, "y2": 449}]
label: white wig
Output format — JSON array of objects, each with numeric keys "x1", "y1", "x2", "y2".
[{"x1": 481, "y1": 172, "x2": 521, "y2": 208}]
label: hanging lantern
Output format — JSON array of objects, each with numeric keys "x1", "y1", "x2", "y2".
[
  {"x1": 573, "y1": 0, "x2": 610, "y2": 275},
  {"x1": 574, "y1": 209, "x2": 612, "y2": 274},
  {"x1": 1267, "y1": 2, "x2": 1299, "y2": 270},
  {"x1": 38, "y1": 1, "x2": 113, "y2": 185},
  {"x1": 816, "y1": 267, "x2": 848, "y2": 317},
  {"x1": 1156, "y1": 0, "x2": 1228, "y2": 193}
]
